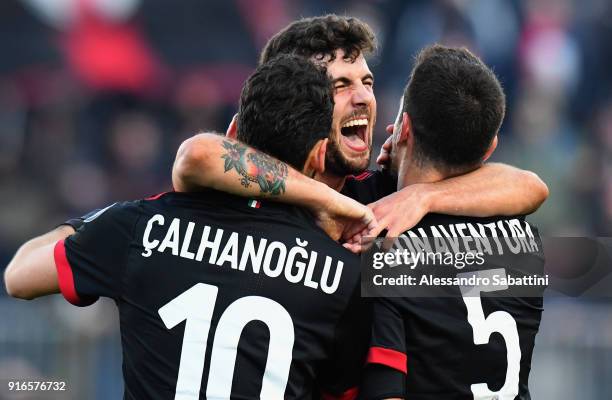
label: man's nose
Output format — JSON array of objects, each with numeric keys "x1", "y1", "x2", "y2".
[
  {"x1": 386, "y1": 124, "x2": 394, "y2": 135},
  {"x1": 352, "y1": 83, "x2": 374, "y2": 107}
]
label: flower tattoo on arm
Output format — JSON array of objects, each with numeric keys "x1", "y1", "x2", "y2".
[{"x1": 220, "y1": 139, "x2": 288, "y2": 195}]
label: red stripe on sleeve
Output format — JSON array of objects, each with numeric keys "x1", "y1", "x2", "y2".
[
  {"x1": 322, "y1": 386, "x2": 359, "y2": 400},
  {"x1": 366, "y1": 346, "x2": 408, "y2": 374},
  {"x1": 54, "y1": 240, "x2": 97, "y2": 307}
]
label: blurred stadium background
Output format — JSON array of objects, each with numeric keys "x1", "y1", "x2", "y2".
[{"x1": 0, "y1": 0, "x2": 611, "y2": 398}]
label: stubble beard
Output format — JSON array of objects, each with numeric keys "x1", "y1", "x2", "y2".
[{"x1": 324, "y1": 134, "x2": 371, "y2": 177}]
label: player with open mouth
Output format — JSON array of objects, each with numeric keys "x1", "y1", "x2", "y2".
[
  {"x1": 172, "y1": 15, "x2": 549, "y2": 240},
  {"x1": 340, "y1": 114, "x2": 370, "y2": 152}
]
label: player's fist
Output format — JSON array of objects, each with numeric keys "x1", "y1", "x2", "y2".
[
  {"x1": 314, "y1": 191, "x2": 378, "y2": 248},
  {"x1": 368, "y1": 183, "x2": 431, "y2": 239}
]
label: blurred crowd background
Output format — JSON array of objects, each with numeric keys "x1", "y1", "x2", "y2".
[{"x1": 1, "y1": 0, "x2": 611, "y2": 398}]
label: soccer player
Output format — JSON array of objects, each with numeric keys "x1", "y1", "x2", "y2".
[
  {"x1": 4, "y1": 55, "x2": 376, "y2": 399},
  {"x1": 358, "y1": 45, "x2": 546, "y2": 400},
  {"x1": 172, "y1": 15, "x2": 549, "y2": 237}
]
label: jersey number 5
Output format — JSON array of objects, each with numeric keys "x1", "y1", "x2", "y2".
[
  {"x1": 459, "y1": 269, "x2": 521, "y2": 400},
  {"x1": 158, "y1": 283, "x2": 295, "y2": 400}
]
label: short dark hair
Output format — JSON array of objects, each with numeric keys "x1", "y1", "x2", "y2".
[
  {"x1": 237, "y1": 54, "x2": 333, "y2": 170},
  {"x1": 260, "y1": 14, "x2": 377, "y2": 65},
  {"x1": 403, "y1": 45, "x2": 505, "y2": 171}
]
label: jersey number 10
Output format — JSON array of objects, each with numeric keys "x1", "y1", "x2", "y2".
[{"x1": 158, "y1": 283, "x2": 295, "y2": 400}]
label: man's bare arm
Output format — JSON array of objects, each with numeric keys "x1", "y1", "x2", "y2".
[
  {"x1": 368, "y1": 163, "x2": 549, "y2": 238},
  {"x1": 174, "y1": 134, "x2": 546, "y2": 240},
  {"x1": 173, "y1": 133, "x2": 330, "y2": 204},
  {"x1": 173, "y1": 133, "x2": 377, "y2": 242},
  {"x1": 4, "y1": 225, "x2": 75, "y2": 299},
  {"x1": 428, "y1": 163, "x2": 548, "y2": 216}
]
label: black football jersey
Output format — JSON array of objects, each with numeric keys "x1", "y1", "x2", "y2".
[
  {"x1": 53, "y1": 190, "x2": 370, "y2": 400},
  {"x1": 359, "y1": 214, "x2": 546, "y2": 400},
  {"x1": 341, "y1": 170, "x2": 396, "y2": 205}
]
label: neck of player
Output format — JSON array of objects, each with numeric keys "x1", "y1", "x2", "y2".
[
  {"x1": 397, "y1": 158, "x2": 447, "y2": 190},
  {"x1": 314, "y1": 170, "x2": 347, "y2": 192},
  {"x1": 397, "y1": 157, "x2": 479, "y2": 191}
]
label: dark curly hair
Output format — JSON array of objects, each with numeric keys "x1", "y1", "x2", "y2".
[
  {"x1": 403, "y1": 45, "x2": 505, "y2": 171},
  {"x1": 260, "y1": 14, "x2": 377, "y2": 65},
  {"x1": 237, "y1": 54, "x2": 334, "y2": 170}
]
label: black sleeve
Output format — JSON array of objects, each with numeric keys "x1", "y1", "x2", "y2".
[
  {"x1": 53, "y1": 202, "x2": 139, "y2": 306},
  {"x1": 316, "y1": 289, "x2": 372, "y2": 399},
  {"x1": 358, "y1": 298, "x2": 407, "y2": 400},
  {"x1": 341, "y1": 170, "x2": 397, "y2": 204},
  {"x1": 358, "y1": 365, "x2": 405, "y2": 400}
]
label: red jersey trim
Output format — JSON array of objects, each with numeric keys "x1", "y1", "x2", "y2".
[
  {"x1": 347, "y1": 171, "x2": 374, "y2": 181},
  {"x1": 54, "y1": 240, "x2": 97, "y2": 307},
  {"x1": 145, "y1": 191, "x2": 171, "y2": 200},
  {"x1": 322, "y1": 386, "x2": 359, "y2": 400},
  {"x1": 366, "y1": 346, "x2": 408, "y2": 374}
]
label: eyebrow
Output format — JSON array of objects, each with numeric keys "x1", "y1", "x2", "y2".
[
  {"x1": 332, "y1": 77, "x2": 352, "y2": 85},
  {"x1": 332, "y1": 74, "x2": 375, "y2": 85}
]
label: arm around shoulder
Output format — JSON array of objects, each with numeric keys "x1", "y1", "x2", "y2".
[
  {"x1": 4, "y1": 225, "x2": 75, "y2": 300},
  {"x1": 364, "y1": 163, "x2": 549, "y2": 239},
  {"x1": 428, "y1": 162, "x2": 549, "y2": 217},
  {"x1": 517, "y1": 167, "x2": 549, "y2": 211},
  {"x1": 172, "y1": 132, "x2": 222, "y2": 192}
]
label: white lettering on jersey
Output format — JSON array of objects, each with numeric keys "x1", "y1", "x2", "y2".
[
  {"x1": 158, "y1": 283, "x2": 294, "y2": 400},
  {"x1": 141, "y1": 215, "x2": 347, "y2": 294}
]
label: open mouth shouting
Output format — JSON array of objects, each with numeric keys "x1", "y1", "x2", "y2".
[{"x1": 340, "y1": 116, "x2": 369, "y2": 152}]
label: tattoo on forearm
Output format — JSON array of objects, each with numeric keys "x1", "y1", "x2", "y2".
[{"x1": 221, "y1": 139, "x2": 288, "y2": 195}]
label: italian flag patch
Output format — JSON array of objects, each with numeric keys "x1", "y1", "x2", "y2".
[{"x1": 248, "y1": 199, "x2": 261, "y2": 208}]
